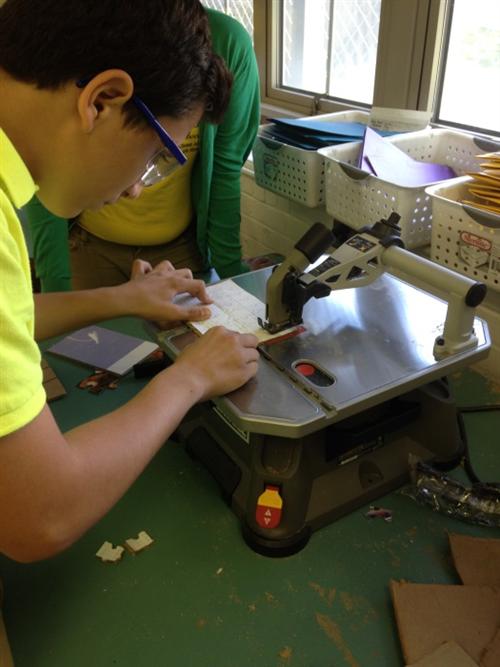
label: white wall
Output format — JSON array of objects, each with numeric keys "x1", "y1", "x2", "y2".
[{"x1": 240, "y1": 167, "x2": 331, "y2": 258}]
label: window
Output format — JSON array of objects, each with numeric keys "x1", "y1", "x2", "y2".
[
  {"x1": 263, "y1": 0, "x2": 432, "y2": 117},
  {"x1": 281, "y1": 0, "x2": 381, "y2": 106},
  {"x1": 205, "y1": 0, "x2": 500, "y2": 138},
  {"x1": 201, "y1": 0, "x2": 254, "y2": 40},
  {"x1": 436, "y1": 0, "x2": 500, "y2": 135}
]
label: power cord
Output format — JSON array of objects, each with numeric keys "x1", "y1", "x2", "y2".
[{"x1": 457, "y1": 404, "x2": 500, "y2": 486}]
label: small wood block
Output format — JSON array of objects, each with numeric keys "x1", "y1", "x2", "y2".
[
  {"x1": 406, "y1": 641, "x2": 478, "y2": 666},
  {"x1": 44, "y1": 377, "x2": 67, "y2": 402},
  {"x1": 449, "y1": 533, "x2": 500, "y2": 586},
  {"x1": 41, "y1": 361, "x2": 56, "y2": 382},
  {"x1": 41, "y1": 358, "x2": 66, "y2": 402},
  {"x1": 124, "y1": 531, "x2": 154, "y2": 554},
  {"x1": 95, "y1": 541, "x2": 125, "y2": 564}
]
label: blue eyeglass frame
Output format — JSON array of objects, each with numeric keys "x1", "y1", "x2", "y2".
[{"x1": 76, "y1": 77, "x2": 187, "y2": 166}]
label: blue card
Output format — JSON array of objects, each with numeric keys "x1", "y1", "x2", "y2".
[{"x1": 48, "y1": 326, "x2": 158, "y2": 376}]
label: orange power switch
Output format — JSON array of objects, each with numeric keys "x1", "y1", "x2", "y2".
[{"x1": 255, "y1": 485, "x2": 283, "y2": 529}]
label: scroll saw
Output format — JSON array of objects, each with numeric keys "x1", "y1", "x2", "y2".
[{"x1": 159, "y1": 215, "x2": 490, "y2": 556}]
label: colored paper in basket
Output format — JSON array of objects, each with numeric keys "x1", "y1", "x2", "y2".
[
  {"x1": 271, "y1": 117, "x2": 397, "y2": 139},
  {"x1": 271, "y1": 118, "x2": 368, "y2": 138},
  {"x1": 360, "y1": 127, "x2": 456, "y2": 186},
  {"x1": 356, "y1": 129, "x2": 377, "y2": 173},
  {"x1": 467, "y1": 172, "x2": 500, "y2": 187},
  {"x1": 260, "y1": 125, "x2": 354, "y2": 150},
  {"x1": 463, "y1": 200, "x2": 500, "y2": 214},
  {"x1": 464, "y1": 152, "x2": 500, "y2": 214}
]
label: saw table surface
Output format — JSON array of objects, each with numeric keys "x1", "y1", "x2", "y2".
[{"x1": 160, "y1": 269, "x2": 489, "y2": 437}]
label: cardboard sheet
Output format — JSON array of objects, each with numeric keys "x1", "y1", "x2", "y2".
[
  {"x1": 406, "y1": 641, "x2": 478, "y2": 667},
  {"x1": 390, "y1": 581, "x2": 500, "y2": 664},
  {"x1": 449, "y1": 533, "x2": 500, "y2": 586},
  {"x1": 481, "y1": 627, "x2": 500, "y2": 667}
]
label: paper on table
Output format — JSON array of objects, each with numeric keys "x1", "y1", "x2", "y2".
[{"x1": 175, "y1": 279, "x2": 298, "y2": 343}]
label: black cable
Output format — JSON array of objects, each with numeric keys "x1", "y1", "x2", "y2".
[
  {"x1": 457, "y1": 404, "x2": 500, "y2": 486},
  {"x1": 457, "y1": 410, "x2": 481, "y2": 484},
  {"x1": 459, "y1": 404, "x2": 500, "y2": 413}
]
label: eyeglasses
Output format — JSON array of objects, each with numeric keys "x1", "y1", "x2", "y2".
[
  {"x1": 131, "y1": 96, "x2": 187, "y2": 187},
  {"x1": 76, "y1": 78, "x2": 187, "y2": 187}
]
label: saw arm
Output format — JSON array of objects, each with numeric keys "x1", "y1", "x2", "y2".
[{"x1": 259, "y1": 215, "x2": 486, "y2": 359}]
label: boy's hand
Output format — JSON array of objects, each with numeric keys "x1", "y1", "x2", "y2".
[
  {"x1": 120, "y1": 258, "x2": 213, "y2": 323},
  {"x1": 174, "y1": 326, "x2": 259, "y2": 401}
]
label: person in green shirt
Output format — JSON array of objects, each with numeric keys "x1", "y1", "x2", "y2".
[
  {"x1": 0, "y1": 0, "x2": 259, "y2": 563},
  {"x1": 24, "y1": 9, "x2": 260, "y2": 291}
]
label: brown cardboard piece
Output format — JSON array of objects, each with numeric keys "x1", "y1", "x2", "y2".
[
  {"x1": 481, "y1": 628, "x2": 500, "y2": 667},
  {"x1": 390, "y1": 581, "x2": 500, "y2": 665},
  {"x1": 41, "y1": 357, "x2": 66, "y2": 402},
  {"x1": 407, "y1": 641, "x2": 478, "y2": 667},
  {"x1": 449, "y1": 533, "x2": 500, "y2": 586}
]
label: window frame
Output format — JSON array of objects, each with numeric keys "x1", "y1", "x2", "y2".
[{"x1": 254, "y1": 0, "x2": 449, "y2": 116}]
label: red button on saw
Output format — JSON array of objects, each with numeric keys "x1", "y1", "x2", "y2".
[
  {"x1": 255, "y1": 485, "x2": 283, "y2": 529},
  {"x1": 295, "y1": 363, "x2": 316, "y2": 377}
]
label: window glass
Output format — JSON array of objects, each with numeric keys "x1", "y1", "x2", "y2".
[
  {"x1": 282, "y1": 0, "x2": 330, "y2": 94},
  {"x1": 438, "y1": 0, "x2": 500, "y2": 134},
  {"x1": 328, "y1": 0, "x2": 381, "y2": 103},
  {"x1": 201, "y1": 0, "x2": 254, "y2": 39},
  {"x1": 281, "y1": 0, "x2": 381, "y2": 105}
]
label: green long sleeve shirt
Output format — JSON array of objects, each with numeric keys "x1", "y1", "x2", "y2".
[{"x1": 24, "y1": 9, "x2": 260, "y2": 291}]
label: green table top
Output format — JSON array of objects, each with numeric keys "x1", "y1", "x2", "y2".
[{"x1": 1, "y1": 317, "x2": 499, "y2": 667}]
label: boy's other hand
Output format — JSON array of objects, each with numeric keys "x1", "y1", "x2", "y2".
[
  {"x1": 174, "y1": 326, "x2": 259, "y2": 401},
  {"x1": 120, "y1": 258, "x2": 213, "y2": 324}
]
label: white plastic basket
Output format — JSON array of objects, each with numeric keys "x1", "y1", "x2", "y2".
[
  {"x1": 252, "y1": 110, "x2": 370, "y2": 208},
  {"x1": 318, "y1": 129, "x2": 500, "y2": 249},
  {"x1": 427, "y1": 175, "x2": 500, "y2": 292}
]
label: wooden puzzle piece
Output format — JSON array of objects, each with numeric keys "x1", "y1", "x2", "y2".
[
  {"x1": 95, "y1": 541, "x2": 125, "y2": 564},
  {"x1": 124, "y1": 531, "x2": 154, "y2": 554}
]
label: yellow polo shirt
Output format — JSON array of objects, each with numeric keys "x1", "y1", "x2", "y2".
[
  {"x1": 0, "y1": 128, "x2": 45, "y2": 437},
  {"x1": 79, "y1": 127, "x2": 200, "y2": 245}
]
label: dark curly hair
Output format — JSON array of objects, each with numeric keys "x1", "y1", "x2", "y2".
[{"x1": 0, "y1": 0, "x2": 233, "y2": 125}]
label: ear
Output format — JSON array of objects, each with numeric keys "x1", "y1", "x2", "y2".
[{"x1": 76, "y1": 69, "x2": 134, "y2": 133}]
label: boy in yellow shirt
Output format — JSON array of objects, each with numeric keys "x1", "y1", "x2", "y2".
[
  {"x1": 0, "y1": 0, "x2": 259, "y2": 563},
  {"x1": 25, "y1": 9, "x2": 261, "y2": 289}
]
